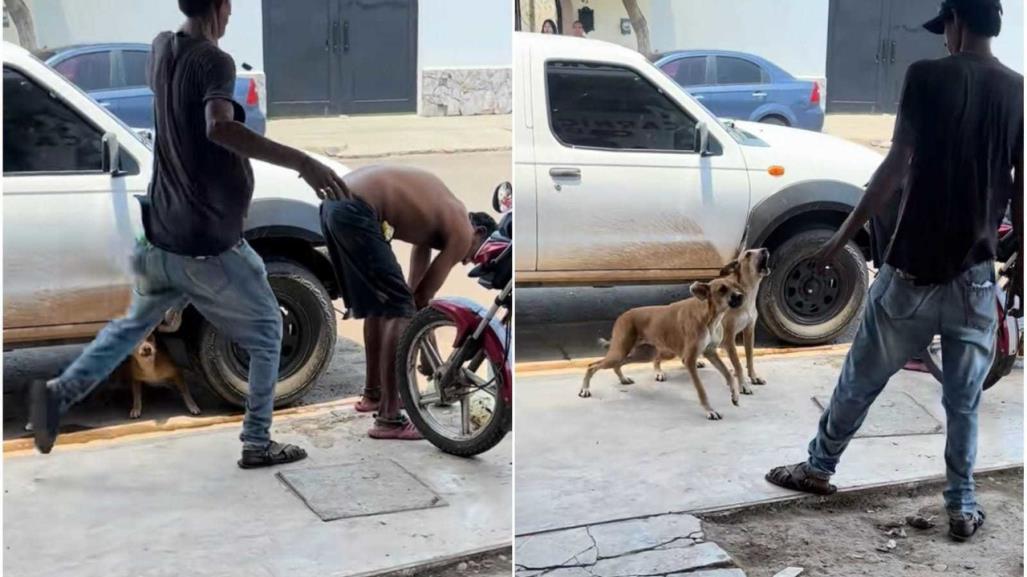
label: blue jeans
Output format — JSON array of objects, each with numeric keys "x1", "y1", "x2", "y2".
[
  {"x1": 807, "y1": 261, "x2": 998, "y2": 517},
  {"x1": 54, "y1": 240, "x2": 283, "y2": 449}
]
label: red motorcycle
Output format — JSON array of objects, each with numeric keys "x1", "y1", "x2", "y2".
[{"x1": 395, "y1": 183, "x2": 512, "y2": 456}]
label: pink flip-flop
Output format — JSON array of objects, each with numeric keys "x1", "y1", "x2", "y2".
[
  {"x1": 368, "y1": 420, "x2": 423, "y2": 440},
  {"x1": 354, "y1": 397, "x2": 380, "y2": 413}
]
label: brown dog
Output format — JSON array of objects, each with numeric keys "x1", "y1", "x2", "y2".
[
  {"x1": 116, "y1": 333, "x2": 200, "y2": 419},
  {"x1": 716, "y1": 248, "x2": 771, "y2": 394},
  {"x1": 580, "y1": 277, "x2": 746, "y2": 420}
]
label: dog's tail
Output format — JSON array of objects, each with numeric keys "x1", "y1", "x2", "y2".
[{"x1": 598, "y1": 337, "x2": 611, "y2": 349}]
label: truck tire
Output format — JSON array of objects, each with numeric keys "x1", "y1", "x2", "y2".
[
  {"x1": 757, "y1": 229, "x2": 867, "y2": 345},
  {"x1": 192, "y1": 259, "x2": 336, "y2": 408}
]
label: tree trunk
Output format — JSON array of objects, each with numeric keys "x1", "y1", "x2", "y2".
[
  {"x1": 621, "y1": 0, "x2": 651, "y2": 57},
  {"x1": 7, "y1": 0, "x2": 38, "y2": 52}
]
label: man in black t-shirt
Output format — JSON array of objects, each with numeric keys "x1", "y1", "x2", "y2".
[
  {"x1": 766, "y1": 0, "x2": 1022, "y2": 542},
  {"x1": 30, "y1": 0, "x2": 350, "y2": 469}
]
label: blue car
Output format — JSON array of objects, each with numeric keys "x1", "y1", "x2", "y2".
[
  {"x1": 37, "y1": 42, "x2": 266, "y2": 134},
  {"x1": 652, "y1": 50, "x2": 824, "y2": 132}
]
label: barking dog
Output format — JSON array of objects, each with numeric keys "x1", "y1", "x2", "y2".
[
  {"x1": 716, "y1": 248, "x2": 772, "y2": 394},
  {"x1": 581, "y1": 277, "x2": 746, "y2": 420},
  {"x1": 116, "y1": 333, "x2": 200, "y2": 419}
]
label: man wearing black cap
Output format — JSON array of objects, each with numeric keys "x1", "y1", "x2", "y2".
[{"x1": 766, "y1": 0, "x2": 1022, "y2": 542}]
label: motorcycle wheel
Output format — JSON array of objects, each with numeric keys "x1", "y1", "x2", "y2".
[
  {"x1": 396, "y1": 308, "x2": 510, "y2": 457},
  {"x1": 923, "y1": 334, "x2": 1015, "y2": 391}
]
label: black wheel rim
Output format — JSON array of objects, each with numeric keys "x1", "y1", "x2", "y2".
[
  {"x1": 780, "y1": 258, "x2": 849, "y2": 324},
  {"x1": 221, "y1": 292, "x2": 317, "y2": 383}
]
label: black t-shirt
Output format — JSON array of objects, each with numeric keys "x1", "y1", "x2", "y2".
[
  {"x1": 885, "y1": 52, "x2": 1023, "y2": 284},
  {"x1": 145, "y1": 31, "x2": 254, "y2": 257}
]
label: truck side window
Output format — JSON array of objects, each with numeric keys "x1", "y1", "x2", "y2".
[
  {"x1": 547, "y1": 61, "x2": 697, "y2": 152},
  {"x1": 3, "y1": 67, "x2": 104, "y2": 174}
]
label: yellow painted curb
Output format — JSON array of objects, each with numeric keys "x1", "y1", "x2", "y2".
[
  {"x1": 4, "y1": 395, "x2": 360, "y2": 457},
  {"x1": 515, "y1": 344, "x2": 852, "y2": 375}
]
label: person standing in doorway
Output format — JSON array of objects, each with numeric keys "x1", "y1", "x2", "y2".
[
  {"x1": 541, "y1": 19, "x2": 558, "y2": 34},
  {"x1": 570, "y1": 20, "x2": 587, "y2": 37},
  {"x1": 30, "y1": 0, "x2": 350, "y2": 469},
  {"x1": 765, "y1": 0, "x2": 1022, "y2": 543}
]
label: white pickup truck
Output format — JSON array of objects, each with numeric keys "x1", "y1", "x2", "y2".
[
  {"x1": 2, "y1": 42, "x2": 346, "y2": 407},
  {"x1": 514, "y1": 33, "x2": 883, "y2": 344}
]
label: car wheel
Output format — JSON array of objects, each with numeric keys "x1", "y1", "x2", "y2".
[
  {"x1": 757, "y1": 229, "x2": 867, "y2": 345},
  {"x1": 192, "y1": 259, "x2": 337, "y2": 407},
  {"x1": 760, "y1": 115, "x2": 789, "y2": 127}
]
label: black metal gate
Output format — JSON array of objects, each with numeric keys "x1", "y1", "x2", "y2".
[
  {"x1": 826, "y1": 0, "x2": 947, "y2": 113},
  {"x1": 262, "y1": 0, "x2": 418, "y2": 117}
]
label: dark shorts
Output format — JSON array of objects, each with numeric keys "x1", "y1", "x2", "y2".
[{"x1": 320, "y1": 198, "x2": 415, "y2": 319}]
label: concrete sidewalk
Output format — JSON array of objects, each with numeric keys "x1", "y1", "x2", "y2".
[
  {"x1": 515, "y1": 353, "x2": 1023, "y2": 535},
  {"x1": 4, "y1": 408, "x2": 511, "y2": 577},
  {"x1": 268, "y1": 114, "x2": 511, "y2": 159}
]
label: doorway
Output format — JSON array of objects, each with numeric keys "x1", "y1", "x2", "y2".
[
  {"x1": 826, "y1": 0, "x2": 947, "y2": 113},
  {"x1": 262, "y1": 0, "x2": 418, "y2": 117}
]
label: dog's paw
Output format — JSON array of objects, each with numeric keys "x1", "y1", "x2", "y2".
[
  {"x1": 620, "y1": 377, "x2": 635, "y2": 385},
  {"x1": 654, "y1": 372, "x2": 666, "y2": 382},
  {"x1": 695, "y1": 360, "x2": 707, "y2": 369},
  {"x1": 750, "y1": 376, "x2": 767, "y2": 385},
  {"x1": 578, "y1": 389, "x2": 592, "y2": 398},
  {"x1": 731, "y1": 395, "x2": 739, "y2": 406},
  {"x1": 129, "y1": 409, "x2": 142, "y2": 419},
  {"x1": 706, "y1": 410, "x2": 723, "y2": 421},
  {"x1": 187, "y1": 405, "x2": 202, "y2": 416},
  {"x1": 741, "y1": 385, "x2": 754, "y2": 395}
]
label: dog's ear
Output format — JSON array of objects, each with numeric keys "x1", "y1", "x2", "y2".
[
  {"x1": 719, "y1": 260, "x2": 740, "y2": 278},
  {"x1": 690, "y1": 281, "x2": 711, "y2": 301}
]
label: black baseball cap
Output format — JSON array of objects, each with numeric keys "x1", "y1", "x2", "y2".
[{"x1": 923, "y1": 0, "x2": 1003, "y2": 34}]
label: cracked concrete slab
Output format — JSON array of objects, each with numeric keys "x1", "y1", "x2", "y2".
[
  {"x1": 590, "y1": 543, "x2": 732, "y2": 576},
  {"x1": 588, "y1": 514, "x2": 703, "y2": 558},
  {"x1": 515, "y1": 513, "x2": 740, "y2": 577},
  {"x1": 516, "y1": 527, "x2": 595, "y2": 569}
]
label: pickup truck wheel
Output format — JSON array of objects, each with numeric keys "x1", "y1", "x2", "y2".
[
  {"x1": 192, "y1": 260, "x2": 337, "y2": 408},
  {"x1": 757, "y1": 229, "x2": 867, "y2": 345}
]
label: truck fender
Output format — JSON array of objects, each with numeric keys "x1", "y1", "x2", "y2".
[
  {"x1": 244, "y1": 198, "x2": 325, "y2": 244},
  {"x1": 743, "y1": 180, "x2": 863, "y2": 249}
]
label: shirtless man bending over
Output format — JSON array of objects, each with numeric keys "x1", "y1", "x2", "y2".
[{"x1": 320, "y1": 165, "x2": 497, "y2": 439}]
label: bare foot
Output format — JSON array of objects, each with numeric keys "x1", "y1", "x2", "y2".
[
  {"x1": 368, "y1": 421, "x2": 423, "y2": 440},
  {"x1": 355, "y1": 396, "x2": 380, "y2": 413}
]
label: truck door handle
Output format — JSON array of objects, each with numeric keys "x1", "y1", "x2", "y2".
[
  {"x1": 343, "y1": 20, "x2": 350, "y2": 53},
  {"x1": 889, "y1": 40, "x2": 896, "y2": 64},
  {"x1": 751, "y1": 91, "x2": 767, "y2": 98},
  {"x1": 549, "y1": 167, "x2": 581, "y2": 179}
]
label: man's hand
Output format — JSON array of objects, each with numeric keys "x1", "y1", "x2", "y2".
[
  {"x1": 810, "y1": 236, "x2": 844, "y2": 275},
  {"x1": 299, "y1": 155, "x2": 350, "y2": 201}
]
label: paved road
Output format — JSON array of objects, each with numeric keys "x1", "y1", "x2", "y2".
[
  {"x1": 515, "y1": 284, "x2": 860, "y2": 362},
  {"x1": 2, "y1": 150, "x2": 510, "y2": 440}
]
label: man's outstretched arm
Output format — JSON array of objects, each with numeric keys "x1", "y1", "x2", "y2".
[
  {"x1": 812, "y1": 142, "x2": 913, "y2": 268},
  {"x1": 204, "y1": 98, "x2": 349, "y2": 200},
  {"x1": 412, "y1": 244, "x2": 465, "y2": 310}
]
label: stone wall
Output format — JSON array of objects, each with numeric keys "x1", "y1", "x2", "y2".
[{"x1": 421, "y1": 67, "x2": 512, "y2": 117}]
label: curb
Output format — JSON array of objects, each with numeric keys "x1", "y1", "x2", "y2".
[
  {"x1": 515, "y1": 343, "x2": 852, "y2": 375},
  {"x1": 346, "y1": 544, "x2": 511, "y2": 577},
  {"x1": 324, "y1": 145, "x2": 511, "y2": 160},
  {"x1": 4, "y1": 395, "x2": 360, "y2": 457}
]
